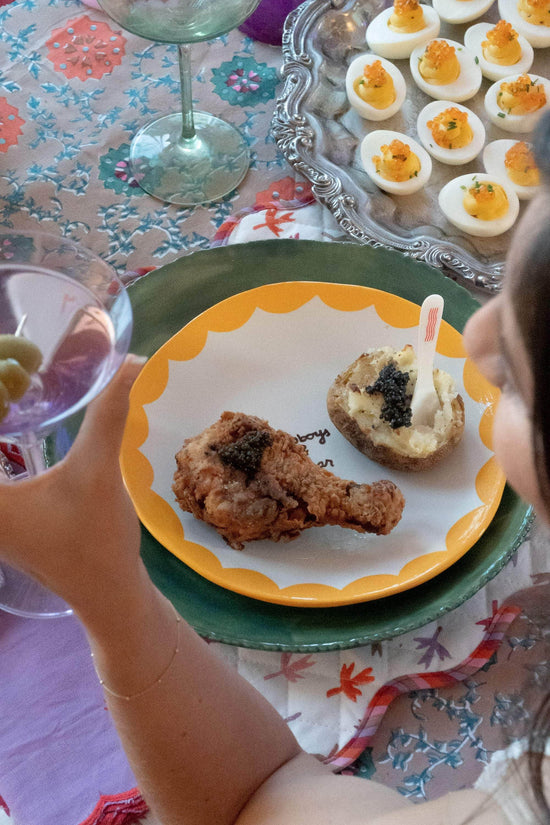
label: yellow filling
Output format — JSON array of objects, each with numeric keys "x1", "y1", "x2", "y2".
[
  {"x1": 388, "y1": 0, "x2": 426, "y2": 33},
  {"x1": 373, "y1": 139, "x2": 421, "y2": 182},
  {"x1": 418, "y1": 40, "x2": 460, "y2": 85},
  {"x1": 482, "y1": 20, "x2": 522, "y2": 65},
  {"x1": 463, "y1": 181, "x2": 508, "y2": 220},
  {"x1": 504, "y1": 141, "x2": 540, "y2": 186},
  {"x1": 518, "y1": 0, "x2": 550, "y2": 26},
  {"x1": 497, "y1": 74, "x2": 547, "y2": 114},
  {"x1": 353, "y1": 61, "x2": 396, "y2": 109},
  {"x1": 427, "y1": 107, "x2": 473, "y2": 149}
]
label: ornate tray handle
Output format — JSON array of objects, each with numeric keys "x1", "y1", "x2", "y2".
[{"x1": 273, "y1": 0, "x2": 512, "y2": 293}]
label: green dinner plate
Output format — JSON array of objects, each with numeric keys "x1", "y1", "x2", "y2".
[{"x1": 127, "y1": 239, "x2": 532, "y2": 651}]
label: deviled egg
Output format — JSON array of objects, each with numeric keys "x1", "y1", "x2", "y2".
[
  {"x1": 360, "y1": 130, "x2": 432, "y2": 194},
  {"x1": 483, "y1": 138, "x2": 541, "y2": 198},
  {"x1": 433, "y1": 0, "x2": 494, "y2": 24},
  {"x1": 410, "y1": 38, "x2": 483, "y2": 101},
  {"x1": 346, "y1": 55, "x2": 407, "y2": 120},
  {"x1": 416, "y1": 100, "x2": 486, "y2": 164},
  {"x1": 498, "y1": 0, "x2": 550, "y2": 48},
  {"x1": 366, "y1": 0, "x2": 440, "y2": 60},
  {"x1": 439, "y1": 172, "x2": 520, "y2": 235},
  {"x1": 464, "y1": 20, "x2": 534, "y2": 80},
  {"x1": 484, "y1": 71, "x2": 550, "y2": 131}
]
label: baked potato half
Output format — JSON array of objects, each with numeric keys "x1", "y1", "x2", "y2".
[{"x1": 327, "y1": 345, "x2": 465, "y2": 472}]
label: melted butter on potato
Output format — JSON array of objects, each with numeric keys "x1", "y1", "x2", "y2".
[{"x1": 344, "y1": 345, "x2": 461, "y2": 460}]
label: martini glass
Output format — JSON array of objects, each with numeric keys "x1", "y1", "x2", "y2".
[
  {"x1": 96, "y1": 0, "x2": 262, "y2": 205},
  {"x1": 0, "y1": 230, "x2": 133, "y2": 618}
]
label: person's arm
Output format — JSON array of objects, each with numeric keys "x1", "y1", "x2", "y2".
[
  {"x1": 1, "y1": 357, "x2": 303, "y2": 825},
  {"x1": 83, "y1": 573, "x2": 303, "y2": 825},
  {"x1": 0, "y1": 358, "x2": 502, "y2": 825}
]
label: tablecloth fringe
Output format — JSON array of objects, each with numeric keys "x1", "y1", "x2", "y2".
[{"x1": 79, "y1": 788, "x2": 148, "y2": 825}]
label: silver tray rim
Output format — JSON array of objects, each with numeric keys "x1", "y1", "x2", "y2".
[{"x1": 272, "y1": 0, "x2": 514, "y2": 293}]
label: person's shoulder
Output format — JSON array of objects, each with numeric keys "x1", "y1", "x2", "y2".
[
  {"x1": 369, "y1": 789, "x2": 505, "y2": 825},
  {"x1": 234, "y1": 751, "x2": 506, "y2": 825}
]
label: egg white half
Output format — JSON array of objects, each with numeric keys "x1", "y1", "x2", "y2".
[
  {"x1": 439, "y1": 171, "x2": 520, "y2": 235},
  {"x1": 464, "y1": 21, "x2": 534, "y2": 80},
  {"x1": 410, "y1": 38, "x2": 483, "y2": 101},
  {"x1": 484, "y1": 71, "x2": 550, "y2": 132},
  {"x1": 360, "y1": 129, "x2": 433, "y2": 194},
  {"x1": 433, "y1": 0, "x2": 495, "y2": 24},
  {"x1": 416, "y1": 100, "x2": 486, "y2": 164},
  {"x1": 345, "y1": 54, "x2": 407, "y2": 121},
  {"x1": 498, "y1": 0, "x2": 550, "y2": 47},
  {"x1": 483, "y1": 138, "x2": 540, "y2": 198},
  {"x1": 366, "y1": 5, "x2": 440, "y2": 60}
]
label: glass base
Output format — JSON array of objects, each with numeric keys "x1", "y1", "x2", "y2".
[
  {"x1": 130, "y1": 111, "x2": 251, "y2": 206},
  {"x1": 0, "y1": 563, "x2": 71, "y2": 619}
]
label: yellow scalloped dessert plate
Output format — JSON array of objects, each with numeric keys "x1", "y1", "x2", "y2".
[{"x1": 121, "y1": 281, "x2": 504, "y2": 607}]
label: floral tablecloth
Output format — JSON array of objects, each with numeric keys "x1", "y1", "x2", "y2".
[{"x1": 2, "y1": 2, "x2": 550, "y2": 823}]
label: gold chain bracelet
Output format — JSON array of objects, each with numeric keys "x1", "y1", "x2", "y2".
[{"x1": 91, "y1": 603, "x2": 182, "y2": 702}]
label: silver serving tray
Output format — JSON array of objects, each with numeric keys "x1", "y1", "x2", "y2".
[{"x1": 272, "y1": 0, "x2": 550, "y2": 292}]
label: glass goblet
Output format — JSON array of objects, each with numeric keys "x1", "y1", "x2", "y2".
[
  {"x1": 0, "y1": 229, "x2": 133, "y2": 618},
  {"x1": 96, "y1": 0, "x2": 262, "y2": 206}
]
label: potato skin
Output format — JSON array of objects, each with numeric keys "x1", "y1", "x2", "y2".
[{"x1": 327, "y1": 352, "x2": 465, "y2": 472}]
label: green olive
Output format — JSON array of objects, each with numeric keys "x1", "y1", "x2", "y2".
[
  {"x1": 0, "y1": 380, "x2": 10, "y2": 423},
  {"x1": 0, "y1": 358, "x2": 31, "y2": 401},
  {"x1": 0, "y1": 334, "x2": 43, "y2": 374}
]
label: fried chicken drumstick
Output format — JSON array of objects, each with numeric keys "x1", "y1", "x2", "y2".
[{"x1": 173, "y1": 411, "x2": 405, "y2": 550}]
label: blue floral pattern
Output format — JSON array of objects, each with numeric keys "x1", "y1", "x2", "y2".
[
  {"x1": 211, "y1": 56, "x2": 279, "y2": 106},
  {"x1": 99, "y1": 144, "x2": 145, "y2": 195},
  {"x1": 0, "y1": 0, "x2": 288, "y2": 272}
]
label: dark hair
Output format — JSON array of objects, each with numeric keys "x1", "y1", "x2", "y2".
[
  {"x1": 509, "y1": 109, "x2": 550, "y2": 821},
  {"x1": 512, "y1": 112, "x2": 550, "y2": 505}
]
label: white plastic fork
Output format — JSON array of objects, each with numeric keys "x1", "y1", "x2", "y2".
[{"x1": 410, "y1": 294, "x2": 444, "y2": 427}]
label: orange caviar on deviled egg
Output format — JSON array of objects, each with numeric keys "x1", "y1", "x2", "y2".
[
  {"x1": 355, "y1": 60, "x2": 395, "y2": 106},
  {"x1": 427, "y1": 105, "x2": 473, "y2": 147},
  {"x1": 345, "y1": 54, "x2": 406, "y2": 120},
  {"x1": 366, "y1": 0, "x2": 440, "y2": 59},
  {"x1": 463, "y1": 179, "x2": 509, "y2": 219},
  {"x1": 464, "y1": 19, "x2": 533, "y2": 80},
  {"x1": 417, "y1": 100, "x2": 486, "y2": 163},
  {"x1": 498, "y1": 0, "x2": 550, "y2": 46},
  {"x1": 439, "y1": 172, "x2": 520, "y2": 236},
  {"x1": 388, "y1": 0, "x2": 427, "y2": 32},
  {"x1": 504, "y1": 140, "x2": 540, "y2": 185},
  {"x1": 374, "y1": 139, "x2": 422, "y2": 181},
  {"x1": 410, "y1": 38, "x2": 482, "y2": 101},
  {"x1": 418, "y1": 39, "x2": 461, "y2": 84},
  {"x1": 518, "y1": 0, "x2": 550, "y2": 26},
  {"x1": 485, "y1": 71, "x2": 550, "y2": 131},
  {"x1": 361, "y1": 130, "x2": 432, "y2": 194},
  {"x1": 499, "y1": 72, "x2": 547, "y2": 113},
  {"x1": 483, "y1": 138, "x2": 541, "y2": 198},
  {"x1": 482, "y1": 20, "x2": 523, "y2": 65}
]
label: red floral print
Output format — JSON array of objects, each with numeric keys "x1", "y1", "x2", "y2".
[
  {"x1": 254, "y1": 176, "x2": 314, "y2": 209},
  {"x1": 0, "y1": 97, "x2": 24, "y2": 153},
  {"x1": 46, "y1": 16, "x2": 126, "y2": 81},
  {"x1": 326, "y1": 663, "x2": 375, "y2": 702},
  {"x1": 264, "y1": 653, "x2": 316, "y2": 682},
  {"x1": 226, "y1": 67, "x2": 260, "y2": 93},
  {"x1": 252, "y1": 207, "x2": 296, "y2": 237}
]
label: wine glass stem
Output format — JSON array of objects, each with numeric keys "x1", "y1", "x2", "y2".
[
  {"x1": 178, "y1": 44, "x2": 196, "y2": 142},
  {"x1": 18, "y1": 432, "x2": 47, "y2": 476}
]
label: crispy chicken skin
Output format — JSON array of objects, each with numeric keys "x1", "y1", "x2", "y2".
[{"x1": 172, "y1": 411, "x2": 405, "y2": 550}]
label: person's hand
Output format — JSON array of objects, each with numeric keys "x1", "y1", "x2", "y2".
[{"x1": 1, "y1": 355, "x2": 146, "y2": 616}]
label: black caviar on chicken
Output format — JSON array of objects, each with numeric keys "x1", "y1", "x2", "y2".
[
  {"x1": 365, "y1": 362, "x2": 412, "y2": 430},
  {"x1": 217, "y1": 429, "x2": 273, "y2": 481}
]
